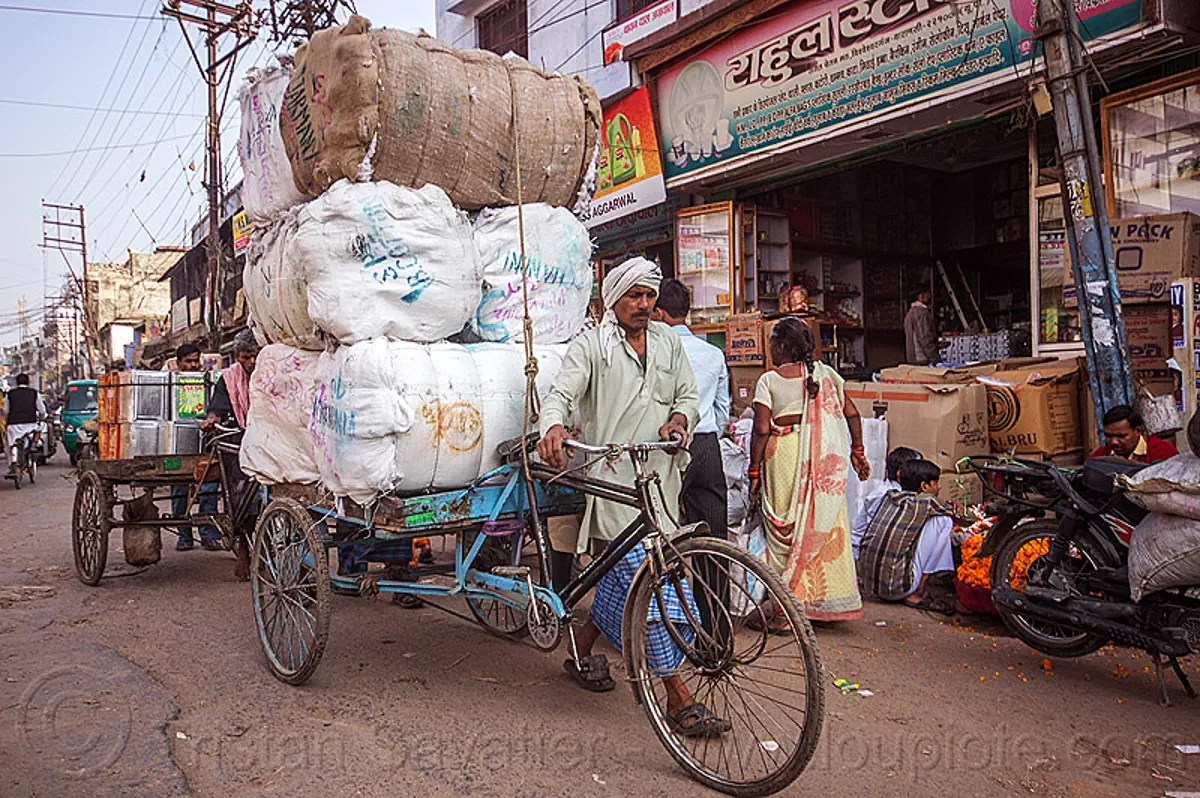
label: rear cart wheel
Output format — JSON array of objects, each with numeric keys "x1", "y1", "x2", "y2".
[
  {"x1": 251, "y1": 497, "x2": 331, "y2": 685},
  {"x1": 465, "y1": 528, "x2": 530, "y2": 638},
  {"x1": 72, "y1": 471, "x2": 111, "y2": 585},
  {"x1": 625, "y1": 537, "x2": 824, "y2": 797}
]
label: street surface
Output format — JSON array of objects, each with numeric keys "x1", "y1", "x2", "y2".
[{"x1": 1, "y1": 460, "x2": 1198, "y2": 797}]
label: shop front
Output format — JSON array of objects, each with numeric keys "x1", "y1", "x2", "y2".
[{"x1": 624, "y1": 0, "x2": 1199, "y2": 460}]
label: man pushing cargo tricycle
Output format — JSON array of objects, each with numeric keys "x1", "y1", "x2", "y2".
[{"x1": 70, "y1": 331, "x2": 262, "y2": 585}]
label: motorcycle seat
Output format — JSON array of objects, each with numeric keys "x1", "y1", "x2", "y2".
[{"x1": 1079, "y1": 457, "x2": 1145, "y2": 498}]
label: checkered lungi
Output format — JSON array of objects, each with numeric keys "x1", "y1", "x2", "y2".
[{"x1": 590, "y1": 544, "x2": 699, "y2": 676}]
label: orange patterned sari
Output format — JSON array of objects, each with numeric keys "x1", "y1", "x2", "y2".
[{"x1": 760, "y1": 362, "x2": 862, "y2": 621}]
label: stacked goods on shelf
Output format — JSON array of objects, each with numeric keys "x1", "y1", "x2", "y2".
[
  {"x1": 97, "y1": 371, "x2": 213, "y2": 460},
  {"x1": 278, "y1": 16, "x2": 601, "y2": 211},
  {"x1": 236, "y1": 16, "x2": 596, "y2": 498}
]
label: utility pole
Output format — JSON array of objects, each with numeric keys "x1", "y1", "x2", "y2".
[
  {"x1": 1038, "y1": 0, "x2": 1133, "y2": 425},
  {"x1": 264, "y1": 0, "x2": 355, "y2": 46},
  {"x1": 41, "y1": 201, "x2": 96, "y2": 378},
  {"x1": 161, "y1": 1, "x2": 256, "y2": 351}
]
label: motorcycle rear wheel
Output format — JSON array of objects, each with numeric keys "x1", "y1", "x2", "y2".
[{"x1": 990, "y1": 519, "x2": 1109, "y2": 658}]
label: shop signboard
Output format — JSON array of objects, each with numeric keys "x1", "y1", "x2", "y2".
[
  {"x1": 580, "y1": 87, "x2": 668, "y2": 229},
  {"x1": 656, "y1": 0, "x2": 1145, "y2": 183},
  {"x1": 232, "y1": 210, "x2": 254, "y2": 252},
  {"x1": 602, "y1": 0, "x2": 678, "y2": 65}
]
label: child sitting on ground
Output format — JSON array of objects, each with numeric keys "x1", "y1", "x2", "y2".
[
  {"x1": 851, "y1": 446, "x2": 922, "y2": 559},
  {"x1": 856, "y1": 459, "x2": 956, "y2": 614}
]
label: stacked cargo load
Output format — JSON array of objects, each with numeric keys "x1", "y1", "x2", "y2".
[{"x1": 236, "y1": 16, "x2": 598, "y2": 499}]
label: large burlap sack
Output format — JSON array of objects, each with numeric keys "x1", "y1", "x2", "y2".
[
  {"x1": 309, "y1": 340, "x2": 566, "y2": 502},
  {"x1": 291, "y1": 179, "x2": 480, "y2": 344},
  {"x1": 278, "y1": 15, "x2": 379, "y2": 196},
  {"x1": 280, "y1": 16, "x2": 601, "y2": 210},
  {"x1": 238, "y1": 63, "x2": 307, "y2": 223},
  {"x1": 240, "y1": 344, "x2": 322, "y2": 484},
  {"x1": 1128, "y1": 511, "x2": 1200, "y2": 600},
  {"x1": 471, "y1": 204, "x2": 593, "y2": 343},
  {"x1": 243, "y1": 213, "x2": 324, "y2": 349}
]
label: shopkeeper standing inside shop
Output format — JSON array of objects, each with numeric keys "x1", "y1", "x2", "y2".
[{"x1": 904, "y1": 286, "x2": 939, "y2": 366}]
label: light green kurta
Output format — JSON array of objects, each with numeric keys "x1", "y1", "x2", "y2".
[{"x1": 540, "y1": 321, "x2": 700, "y2": 553}]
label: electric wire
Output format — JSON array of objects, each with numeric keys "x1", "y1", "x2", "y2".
[{"x1": 44, "y1": 0, "x2": 158, "y2": 198}]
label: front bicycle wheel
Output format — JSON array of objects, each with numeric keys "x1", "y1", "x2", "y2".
[{"x1": 625, "y1": 537, "x2": 824, "y2": 797}]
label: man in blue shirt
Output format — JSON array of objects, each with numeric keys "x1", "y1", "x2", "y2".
[{"x1": 654, "y1": 279, "x2": 731, "y2": 542}]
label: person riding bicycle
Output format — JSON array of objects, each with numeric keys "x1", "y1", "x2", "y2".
[
  {"x1": 538, "y1": 257, "x2": 730, "y2": 738},
  {"x1": 5, "y1": 374, "x2": 45, "y2": 474}
]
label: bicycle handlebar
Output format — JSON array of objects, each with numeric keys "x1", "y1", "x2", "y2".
[{"x1": 563, "y1": 436, "x2": 684, "y2": 457}]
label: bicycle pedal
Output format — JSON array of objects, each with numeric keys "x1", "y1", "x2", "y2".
[{"x1": 491, "y1": 565, "x2": 531, "y2": 578}]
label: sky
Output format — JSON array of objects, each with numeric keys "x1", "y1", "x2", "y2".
[{"x1": 0, "y1": 0, "x2": 436, "y2": 348}]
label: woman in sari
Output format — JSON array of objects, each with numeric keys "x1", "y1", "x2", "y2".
[{"x1": 748, "y1": 318, "x2": 870, "y2": 623}]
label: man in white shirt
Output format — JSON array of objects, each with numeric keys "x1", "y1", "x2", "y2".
[
  {"x1": 4, "y1": 374, "x2": 46, "y2": 472},
  {"x1": 654, "y1": 279, "x2": 731, "y2": 544},
  {"x1": 852, "y1": 446, "x2": 922, "y2": 559}
]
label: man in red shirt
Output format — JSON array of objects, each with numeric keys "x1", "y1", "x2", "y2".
[{"x1": 1089, "y1": 405, "x2": 1178, "y2": 463}]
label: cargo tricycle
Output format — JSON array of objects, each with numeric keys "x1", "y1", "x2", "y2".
[{"x1": 249, "y1": 434, "x2": 825, "y2": 797}]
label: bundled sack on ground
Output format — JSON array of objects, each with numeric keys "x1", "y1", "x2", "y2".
[
  {"x1": 238, "y1": 63, "x2": 307, "y2": 223},
  {"x1": 244, "y1": 213, "x2": 323, "y2": 349},
  {"x1": 240, "y1": 344, "x2": 323, "y2": 484},
  {"x1": 471, "y1": 204, "x2": 593, "y2": 343},
  {"x1": 1118, "y1": 453, "x2": 1200, "y2": 520},
  {"x1": 283, "y1": 179, "x2": 480, "y2": 344},
  {"x1": 309, "y1": 340, "x2": 567, "y2": 502},
  {"x1": 279, "y1": 15, "x2": 601, "y2": 211}
]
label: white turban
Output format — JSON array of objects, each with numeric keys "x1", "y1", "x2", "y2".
[{"x1": 598, "y1": 257, "x2": 662, "y2": 365}]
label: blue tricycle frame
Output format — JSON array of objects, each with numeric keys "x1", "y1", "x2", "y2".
[{"x1": 250, "y1": 456, "x2": 585, "y2": 686}]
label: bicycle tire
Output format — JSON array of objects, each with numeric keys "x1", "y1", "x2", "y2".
[
  {"x1": 624, "y1": 537, "x2": 824, "y2": 797},
  {"x1": 250, "y1": 497, "x2": 331, "y2": 685}
]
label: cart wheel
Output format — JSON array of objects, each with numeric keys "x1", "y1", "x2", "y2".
[
  {"x1": 467, "y1": 594, "x2": 529, "y2": 637},
  {"x1": 72, "y1": 471, "x2": 111, "y2": 586},
  {"x1": 624, "y1": 537, "x2": 824, "y2": 798},
  {"x1": 251, "y1": 497, "x2": 330, "y2": 685},
  {"x1": 466, "y1": 531, "x2": 529, "y2": 638}
]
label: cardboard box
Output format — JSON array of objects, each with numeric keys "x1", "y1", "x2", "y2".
[
  {"x1": 1065, "y1": 213, "x2": 1200, "y2": 304},
  {"x1": 845, "y1": 382, "x2": 989, "y2": 472},
  {"x1": 731, "y1": 365, "x2": 765, "y2": 418},
  {"x1": 725, "y1": 314, "x2": 764, "y2": 365},
  {"x1": 878, "y1": 358, "x2": 1056, "y2": 384},
  {"x1": 937, "y1": 471, "x2": 984, "y2": 513},
  {"x1": 980, "y1": 359, "x2": 1083, "y2": 456},
  {"x1": 1124, "y1": 304, "x2": 1174, "y2": 395}
]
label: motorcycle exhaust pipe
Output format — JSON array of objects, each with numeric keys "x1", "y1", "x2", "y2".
[{"x1": 992, "y1": 586, "x2": 1189, "y2": 657}]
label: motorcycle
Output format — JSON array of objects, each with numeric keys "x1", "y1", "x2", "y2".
[
  {"x1": 73, "y1": 420, "x2": 98, "y2": 463},
  {"x1": 970, "y1": 455, "x2": 1200, "y2": 706}
]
